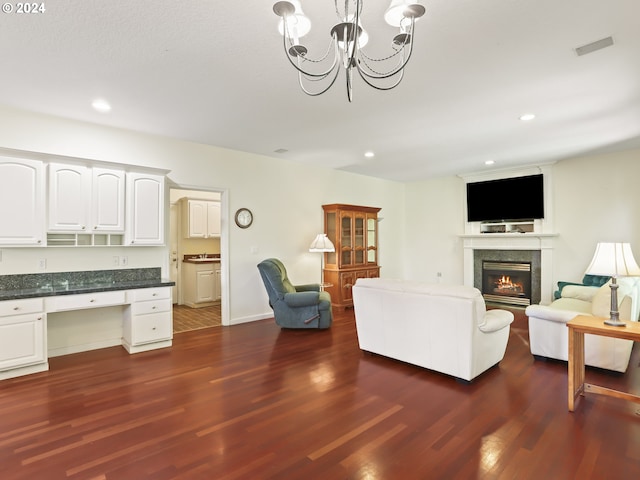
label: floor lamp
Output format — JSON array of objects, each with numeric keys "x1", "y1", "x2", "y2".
[
  {"x1": 309, "y1": 233, "x2": 335, "y2": 285},
  {"x1": 585, "y1": 242, "x2": 640, "y2": 326}
]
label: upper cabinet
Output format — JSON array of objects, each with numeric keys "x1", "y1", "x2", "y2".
[
  {"x1": 92, "y1": 167, "x2": 126, "y2": 232},
  {"x1": 0, "y1": 152, "x2": 168, "y2": 248},
  {"x1": 48, "y1": 163, "x2": 125, "y2": 233},
  {"x1": 182, "y1": 199, "x2": 221, "y2": 238},
  {"x1": 125, "y1": 172, "x2": 165, "y2": 246},
  {"x1": 0, "y1": 157, "x2": 45, "y2": 246}
]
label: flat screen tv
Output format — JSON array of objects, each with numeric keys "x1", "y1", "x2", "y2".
[{"x1": 466, "y1": 174, "x2": 544, "y2": 222}]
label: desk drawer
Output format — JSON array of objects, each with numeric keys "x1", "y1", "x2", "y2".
[
  {"x1": 128, "y1": 312, "x2": 172, "y2": 345},
  {"x1": 0, "y1": 298, "x2": 44, "y2": 317},
  {"x1": 131, "y1": 298, "x2": 171, "y2": 316},
  {"x1": 128, "y1": 287, "x2": 171, "y2": 302},
  {"x1": 47, "y1": 290, "x2": 126, "y2": 312}
]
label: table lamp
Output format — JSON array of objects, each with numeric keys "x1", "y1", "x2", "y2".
[
  {"x1": 309, "y1": 233, "x2": 335, "y2": 284},
  {"x1": 585, "y1": 242, "x2": 640, "y2": 326}
]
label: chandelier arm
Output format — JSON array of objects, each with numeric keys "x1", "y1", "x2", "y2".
[
  {"x1": 357, "y1": 19, "x2": 417, "y2": 79},
  {"x1": 280, "y1": 25, "x2": 339, "y2": 78},
  {"x1": 297, "y1": 64, "x2": 342, "y2": 97},
  {"x1": 357, "y1": 50, "x2": 407, "y2": 78},
  {"x1": 356, "y1": 65, "x2": 405, "y2": 91}
]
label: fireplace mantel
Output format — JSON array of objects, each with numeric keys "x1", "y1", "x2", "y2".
[{"x1": 460, "y1": 232, "x2": 558, "y2": 305}]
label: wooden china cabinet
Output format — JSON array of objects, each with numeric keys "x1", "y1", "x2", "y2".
[{"x1": 322, "y1": 204, "x2": 381, "y2": 309}]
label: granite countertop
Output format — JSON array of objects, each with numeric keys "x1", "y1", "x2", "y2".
[
  {"x1": 182, "y1": 254, "x2": 221, "y2": 264},
  {"x1": 0, "y1": 268, "x2": 175, "y2": 301}
]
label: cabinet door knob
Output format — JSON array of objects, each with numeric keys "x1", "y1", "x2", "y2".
[
  {"x1": 152, "y1": 306, "x2": 156, "y2": 309},
  {"x1": 37, "y1": 316, "x2": 43, "y2": 321},
  {"x1": 13, "y1": 306, "x2": 20, "y2": 311},
  {"x1": 90, "y1": 299, "x2": 95, "y2": 303}
]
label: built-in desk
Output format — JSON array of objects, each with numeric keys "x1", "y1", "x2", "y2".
[{"x1": 0, "y1": 268, "x2": 174, "y2": 380}]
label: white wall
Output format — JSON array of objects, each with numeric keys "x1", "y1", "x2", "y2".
[
  {"x1": 552, "y1": 149, "x2": 640, "y2": 282},
  {"x1": 0, "y1": 105, "x2": 406, "y2": 325},
  {"x1": 404, "y1": 176, "x2": 465, "y2": 285}
]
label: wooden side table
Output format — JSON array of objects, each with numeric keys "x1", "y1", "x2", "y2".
[{"x1": 567, "y1": 315, "x2": 640, "y2": 411}]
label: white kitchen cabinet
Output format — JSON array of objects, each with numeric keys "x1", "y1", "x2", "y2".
[
  {"x1": 92, "y1": 167, "x2": 126, "y2": 232},
  {"x1": 123, "y1": 287, "x2": 173, "y2": 353},
  {"x1": 182, "y1": 261, "x2": 220, "y2": 307},
  {"x1": 48, "y1": 163, "x2": 125, "y2": 233},
  {"x1": 125, "y1": 172, "x2": 165, "y2": 245},
  {"x1": 0, "y1": 298, "x2": 47, "y2": 379},
  {"x1": 0, "y1": 157, "x2": 45, "y2": 246},
  {"x1": 48, "y1": 163, "x2": 91, "y2": 232},
  {"x1": 182, "y1": 199, "x2": 220, "y2": 238}
]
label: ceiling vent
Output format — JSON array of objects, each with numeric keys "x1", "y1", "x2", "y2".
[{"x1": 575, "y1": 36, "x2": 614, "y2": 56}]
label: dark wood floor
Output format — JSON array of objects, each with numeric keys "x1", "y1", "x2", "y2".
[{"x1": 1, "y1": 308, "x2": 639, "y2": 479}]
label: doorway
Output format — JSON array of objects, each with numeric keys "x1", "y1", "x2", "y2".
[{"x1": 169, "y1": 185, "x2": 229, "y2": 331}]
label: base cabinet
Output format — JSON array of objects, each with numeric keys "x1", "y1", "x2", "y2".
[
  {"x1": 0, "y1": 298, "x2": 48, "y2": 380},
  {"x1": 324, "y1": 267, "x2": 380, "y2": 310},
  {"x1": 123, "y1": 287, "x2": 173, "y2": 354},
  {"x1": 182, "y1": 262, "x2": 220, "y2": 308}
]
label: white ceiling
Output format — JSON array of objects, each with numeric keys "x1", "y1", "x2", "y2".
[{"x1": 2, "y1": 0, "x2": 639, "y2": 182}]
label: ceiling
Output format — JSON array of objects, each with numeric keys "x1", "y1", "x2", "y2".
[{"x1": 1, "y1": 0, "x2": 639, "y2": 182}]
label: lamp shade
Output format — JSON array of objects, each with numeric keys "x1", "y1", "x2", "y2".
[
  {"x1": 309, "y1": 233, "x2": 335, "y2": 252},
  {"x1": 276, "y1": 0, "x2": 311, "y2": 38},
  {"x1": 585, "y1": 243, "x2": 640, "y2": 277},
  {"x1": 384, "y1": 0, "x2": 425, "y2": 27}
]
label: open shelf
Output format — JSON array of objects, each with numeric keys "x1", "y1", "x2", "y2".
[
  {"x1": 47, "y1": 233, "x2": 124, "y2": 247},
  {"x1": 479, "y1": 221, "x2": 535, "y2": 234}
]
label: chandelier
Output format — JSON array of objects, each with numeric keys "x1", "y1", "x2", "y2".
[{"x1": 273, "y1": 0, "x2": 425, "y2": 102}]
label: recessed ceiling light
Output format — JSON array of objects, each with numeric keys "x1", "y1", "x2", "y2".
[
  {"x1": 364, "y1": 151, "x2": 375, "y2": 158},
  {"x1": 92, "y1": 99, "x2": 111, "y2": 113},
  {"x1": 485, "y1": 160, "x2": 495, "y2": 166},
  {"x1": 519, "y1": 113, "x2": 535, "y2": 121}
]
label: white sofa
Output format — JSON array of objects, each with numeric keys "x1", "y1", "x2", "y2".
[
  {"x1": 352, "y1": 278, "x2": 514, "y2": 382},
  {"x1": 525, "y1": 277, "x2": 640, "y2": 372}
]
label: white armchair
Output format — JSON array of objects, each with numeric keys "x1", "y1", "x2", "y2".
[{"x1": 525, "y1": 277, "x2": 640, "y2": 372}]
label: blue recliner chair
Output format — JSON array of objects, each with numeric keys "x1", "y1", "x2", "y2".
[{"x1": 257, "y1": 258, "x2": 333, "y2": 329}]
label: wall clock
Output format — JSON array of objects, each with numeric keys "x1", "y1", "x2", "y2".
[{"x1": 234, "y1": 208, "x2": 253, "y2": 228}]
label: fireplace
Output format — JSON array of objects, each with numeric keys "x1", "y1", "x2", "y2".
[{"x1": 482, "y1": 261, "x2": 532, "y2": 306}]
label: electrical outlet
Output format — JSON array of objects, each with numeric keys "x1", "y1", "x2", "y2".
[
  {"x1": 113, "y1": 256, "x2": 120, "y2": 267},
  {"x1": 120, "y1": 256, "x2": 128, "y2": 266},
  {"x1": 39, "y1": 259, "x2": 47, "y2": 271}
]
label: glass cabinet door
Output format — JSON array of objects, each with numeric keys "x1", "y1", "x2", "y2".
[
  {"x1": 366, "y1": 215, "x2": 377, "y2": 264},
  {"x1": 325, "y1": 211, "x2": 336, "y2": 266},
  {"x1": 340, "y1": 213, "x2": 353, "y2": 267},
  {"x1": 354, "y1": 214, "x2": 365, "y2": 265}
]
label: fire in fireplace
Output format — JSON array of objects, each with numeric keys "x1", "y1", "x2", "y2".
[{"x1": 482, "y1": 261, "x2": 532, "y2": 306}]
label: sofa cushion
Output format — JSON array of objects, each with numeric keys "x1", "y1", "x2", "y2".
[{"x1": 561, "y1": 285, "x2": 599, "y2": 302}]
